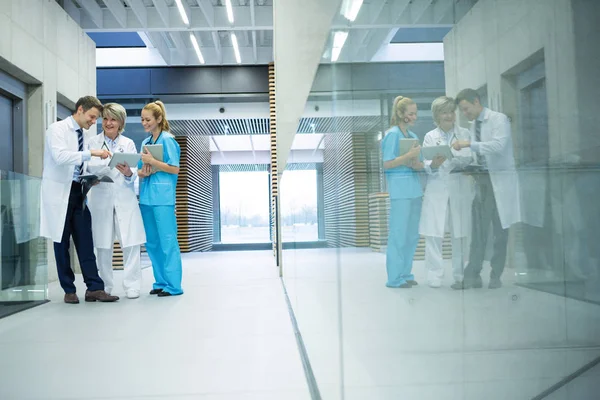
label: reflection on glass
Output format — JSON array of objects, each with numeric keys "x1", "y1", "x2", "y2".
[{"x1": 1, "y1": 170, "x2": 48, "y2": 313}]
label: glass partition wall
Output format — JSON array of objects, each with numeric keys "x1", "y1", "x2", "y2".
[
  {"x1": 280, "y1": 0, "x2": 600, "y2": 398},
  {"x1": 0, "y1": 171, "x2": 48, "y2": 318}
]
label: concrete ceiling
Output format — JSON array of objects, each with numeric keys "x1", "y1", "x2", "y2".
[{"x1": 58, "y1": 0, "x2": 477, "y2": 66}]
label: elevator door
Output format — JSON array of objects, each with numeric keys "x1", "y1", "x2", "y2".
[{"x1": 0, "y1": 94, "x2": 14, "y2": 172}]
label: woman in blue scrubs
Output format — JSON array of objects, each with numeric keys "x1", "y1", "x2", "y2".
[
  {"x1": 382, "y1": 96, "x2": 424, "y2": 288},
  {"x1": 138, "y1": 101, "x2": 183, "y2": 297}
]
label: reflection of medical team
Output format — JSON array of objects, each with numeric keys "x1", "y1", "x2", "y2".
[
  {"x1": 419, "y1": 97, "x2": 474, "y2": 288},
  {"x1": 137, "y1": 101, "x2": 184, "y2": 297},
  {"x1": 381, "y1": 96, "x2": 424, "y2": 288},
  {"x1": 86, "y1": 103, "x2": 146, "y2": 299}
]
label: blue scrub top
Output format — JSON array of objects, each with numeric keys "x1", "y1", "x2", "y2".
[
  {"x1": 382, "y1": 126, "x2": 423, "y2": 199},
  {"x1": 138, "y1": 131, "x2": 180, "y2": 206}
]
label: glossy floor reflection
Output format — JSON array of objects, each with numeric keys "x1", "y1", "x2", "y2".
[
  {"x1": 0, "y1": 251, "x2": 310, "y2": 400},
  {"x1": 282, "y1": 248, "x2": 600, "y2": 400}
]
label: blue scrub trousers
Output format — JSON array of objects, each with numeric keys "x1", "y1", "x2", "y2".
[
  {"x1": 140, "y1": 205, "x2": 183, "y2": 295},
  {"x1": 386, "y1": 197, "x2": 422, "y2": 287}
]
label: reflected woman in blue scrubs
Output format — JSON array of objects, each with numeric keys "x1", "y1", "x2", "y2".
[
  {"x1": 138, "y1": 101, "x2": 183, "y2": 297},
  {"x1": 381, "y1": 96, "x2": 424, "y2": 288}
]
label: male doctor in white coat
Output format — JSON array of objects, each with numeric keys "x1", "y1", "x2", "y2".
[
  {"x1": 40, "y1": 96, "x2": 119, "y2": 303},
  {"x1": 86, "y1": 103, "x2": 146, "y2": 299},
  {"x1": 451, "y1": 89, "x2": 520, "y2": 289}
]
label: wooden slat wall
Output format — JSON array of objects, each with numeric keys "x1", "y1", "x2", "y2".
[
  {"x1": 186, "y1": 136, "x2": 213, "y2": 251},
  {"x1": 175, "y1": 136, "x2": 213, "y2": 252},
  {"x1": 368, "y1": 193, "x2": 390, "y2": 252},
  {"x1": 175, "y1": 136, "x2": 192, "y2": 252},
  {"x1": 269, "y1": 62, "x2": 279, "y2": 261},
  {"x1": 323, "y1": 132, "x2": 370, "y2": 247}
]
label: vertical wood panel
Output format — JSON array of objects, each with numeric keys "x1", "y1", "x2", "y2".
[
  {"x1": 176, "y1": 136, "x2": 213, "y2": 252},
  {"x1": 323, "y1": 132, "x2": 370, "y2": 247},
  {"x1": 269, "y1": 62, "x2": 279, "y2": 259}
]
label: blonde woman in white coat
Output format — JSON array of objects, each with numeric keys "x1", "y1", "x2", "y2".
[
  {"x1": 86, "y1": 103, "x2": 146, "y2": 299},
  {"x1": 419, "y1": 96, "x2": 474, "y2": 288}
]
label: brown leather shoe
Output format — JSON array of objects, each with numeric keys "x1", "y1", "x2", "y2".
[
  {"x1": 64, "y1": 293, "x2": 80, "y2": 304},
  {"x1": 85, "y1": 290, "x2": 119, "y2": 302}
]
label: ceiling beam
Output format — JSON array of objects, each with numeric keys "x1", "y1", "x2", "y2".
[
  {"x1": 63, "y1": 0, "x2": 81, "y2": 25},
  {"x1": 75, "y1": 0, "x2": 103, "y2": 28},
  {"x1": 151, "y1": 0, "x2": 170, "y2": 27},
  {"x1": 103, "y1": 0, "x2": 127, "y2": 28},
  {"x1": 250, "y1": 0, "x2": 257, "y2": 63},
  {"x1": 125, "y1": 0, "x2": 148, "y2": 28},
  {"x1": 433, "y1": 0, "x2": 455, "y2": 23},
  {"x1": 212, "y1": 32, "x2": 222, "y2": 63},
  {"x1": 354, "y1": 0, "x2": 412, "y2": 62},
  {"x1": 170, "y1": 31, "x2": 187, "y2": 50},
  {"x1": 196, "y1": 0, "x2": 215, "y2": 25},
  {"x1": 147, "y1": 31, "x2": 171, "y2": 65},
  {"x1": 343, "y1": 0, "x2": 387, "y2": 62},
  {"x1": 80, "y1": 6, "x2": 271, "y2": 31},
  {"x1": 196, "y1": 0, "x2": 222, "y2": 63},
  {"x1": 407, "y1": 0, "x2": 434, "y2": 24}
]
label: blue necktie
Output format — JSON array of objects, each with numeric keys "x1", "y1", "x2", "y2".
[
  {"x1": 475, "y1": 120, "x2": 487, "y2": 168},
  {"x1": 76, "y1": 128, "x2": 84, "y2": 179}
]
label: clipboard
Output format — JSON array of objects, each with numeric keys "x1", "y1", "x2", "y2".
[
  {"x1": 421, "y1": 145, "x2": 454, "y2": 160},
  {"x1": 79, "y1": 174, "x2": 113, "y2": 208},
  {"x1": 142, "y1": 144, "x2": 163, "y2": 172},
  {"x1": 108, "y1": 152, "x2": 141, "y2": 168},
  {"x1": 399, "y1": 138, "x2": 418, "y2": 155}
]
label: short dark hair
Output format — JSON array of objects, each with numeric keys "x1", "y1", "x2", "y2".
[
  {"x1": 455, "y1": 89, "x2": 480, "y2": 105},
  {"x1": 74, "y1": 96, "x2": 103, "y2": 114}
]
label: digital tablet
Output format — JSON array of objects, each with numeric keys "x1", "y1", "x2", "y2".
[
  {"x1": 142, "y1": 144, "x2": 164, "y2": 172},
  {"x1": 399, "y1": 138, "x2": 418, "y2": 155},
  {"x1": 421, "y1": 145, "x2": 454, "y2": 160},
  {"x1": 108, "y1": 152, "x2": 141, "y2": 168}
]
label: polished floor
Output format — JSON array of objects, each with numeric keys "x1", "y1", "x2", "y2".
[
  {"x1": 0, "y1": 251, "x2": 310, "y2": 400},
  {"x1": 2, "y1": 249, "x2": 600, "y2": 400},
  {"x1": 282, "y1": 248, "x2": 600, "y2": 400}
]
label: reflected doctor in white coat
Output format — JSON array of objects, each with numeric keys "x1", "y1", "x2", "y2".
[
  {"x1": 86, "y1": 103, "x2": 146, "y2": 299},
  {"x1": 419, "y1": 96, "x2": 474, "y2": 288},
  {"x1": 451, "y1": 89, "x2": 521, "y2": 290}
]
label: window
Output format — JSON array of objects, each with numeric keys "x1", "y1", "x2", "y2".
[
  {"x1": 219, "y1": 170, "x2": 270, "y2": 243},
  {"x1": 280, "y1": 169, "x2": 319, "y2": 242}
]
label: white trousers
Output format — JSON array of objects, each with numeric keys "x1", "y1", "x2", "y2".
[
  {"x1": 96, "y1": 210, "x2": 142, "y2": 294},
  {"x1": 424, "y1": 205, "x2": 465, "y2": 285}
]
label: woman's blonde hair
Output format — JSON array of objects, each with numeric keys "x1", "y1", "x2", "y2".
[
  {"x1": 142, "y1": 100, "x2": 170, "y2": 132},
  {"x1": 431, "y1": 96, "x2": 456, "y2": 127},
  {"x1": 390, "y1": 95, "x2": 416, "y2": 127},
  {"x1": 102, "y1": 103, "x2": 127, "y2": 134}
]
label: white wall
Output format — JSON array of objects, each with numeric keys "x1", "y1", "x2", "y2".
[
  {"x1": 0, "y1": 0, "x2": 97, "y2": 285},
  {"x1": 0, "y1": 0, "x2": 97, "y2": 176},
  {"x1": 444, "y1": 0, "x2": 579, "y2": 159}
]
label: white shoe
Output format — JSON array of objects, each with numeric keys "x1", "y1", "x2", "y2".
[
  {"x1": 428, "y1": 280, "x2": 441, "y2": 288},
  {"x1": 126, "y1": 290, "x2": 140, "y2": 299}
]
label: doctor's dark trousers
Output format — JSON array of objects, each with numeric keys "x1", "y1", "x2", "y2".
[
  {"x1": 54, "y1": 182, "x2": 104, "y2": 293},
  {"x1": 463, "y1": 174, "x2": 509, "y2": 282}
]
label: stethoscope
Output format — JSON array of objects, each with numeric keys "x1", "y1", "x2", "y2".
[
  {"x1": 436, "y1": 129, "x2": 458, "y2": 146},
  {"x1": 101, "y1": 134, "x2": 125, "y2": 153},
  {"x1": 147, "y1": 132, "x2": 162, "y2": 145}
]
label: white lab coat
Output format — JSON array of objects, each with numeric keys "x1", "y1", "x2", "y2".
[
  {"x1": 85, "y1": 133, "x2": 146, "y2": 249},
  {"x1": 40, "y1": 117, "x2": 93, "y2": 243},
  {"x1": 419, "y1": 126, "x2": 474, "y2": 238},
  {"x1": 471, "y1": 108, "x2": 521, "y2": 229}
]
